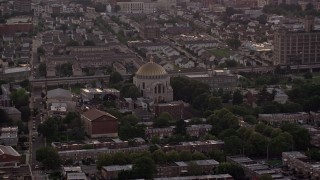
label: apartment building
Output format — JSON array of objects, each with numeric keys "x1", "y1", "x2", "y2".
[
  {"x1": 227, "y1": 156, "x2": 285, "y2": 179},
  {"x1": 0, "y1": 127, "x2": 18, "y2": 146},
  {"x1": 161, "y1": 140, "x2": 224, "y2": 153},
  {"x1": 258, "y1": 112, "x2": 310, "y2": 125},
  {"x1": 117, "y1": 1, "x2": 156, "y2": 14},
  {"x1": 282, "y1": 151, "x2": 320, "y2": 179},
  {"x1": 273, "y1": 16, "x2": 320, "y2": 65}
]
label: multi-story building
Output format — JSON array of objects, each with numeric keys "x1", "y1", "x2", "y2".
[
  {"x1": 116, "y1": 1, "x2": 156, "y2": 14},
  {"x1": 258, "y1": 112, "x2": 310, "y2": 125},
  {"x1": 81, "y1": 108, "x2": 118, "y2": 138},
  {"x1": 154, "y1": 174, "x2": 234, "y2": 180},
  {"x1": 145, "y1": 124, "x2": 212, "y2": 140},
  {"x1": 81, "y1": 88, "x2": 120, "y2": 101},
  {"x1": 0, "y1": 145, "x2": 21, "y2": 167},
  {"x1": 139, "y1": 22, "x2": 160, "y2": 39},
  {"x1": 185, "y1": 70, "x2": 238, "y2": 90},
  {"x1": 0, "y1": 127, "x2": 18, "y2": 146},
  {"x1": 273, "y1": 16, "x2": 320, "y2": 65},
  {"x1": 13, "y1": 0, "x2": 31, "y2": 12},
  {"x1": 282, "y1": 151, "x2": 320, "y2": 179},
  {"x1": 102, "y1": 159, "x2": 219, "y2": 179},
  {"x1": 227, "y1": 156, "x2": 285, "y2": 179},
  {"x1": 161, "y1": 140, "x2": 224, "y2": 153}
]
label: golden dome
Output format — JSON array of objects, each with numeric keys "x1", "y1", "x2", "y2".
[{"x1": 136, "y1": 61, "x2": 167, "y2": 77}]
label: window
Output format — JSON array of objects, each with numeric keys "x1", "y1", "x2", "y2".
[{"x1": 143, "y1": 82, "x2": 145, "y2": 89}]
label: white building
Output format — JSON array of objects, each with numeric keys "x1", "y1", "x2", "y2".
[{"x1": 133, "y1": 57, "x2": 173, "y2": 103}]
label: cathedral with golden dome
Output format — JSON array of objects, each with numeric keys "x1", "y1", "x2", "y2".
[{"x1": 133, "y1": 57, "x2": 173, "y2": 103}]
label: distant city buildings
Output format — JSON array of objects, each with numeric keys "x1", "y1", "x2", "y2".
[{"x1": 274, "y1": 16, "x2": 320, "y2": 65}]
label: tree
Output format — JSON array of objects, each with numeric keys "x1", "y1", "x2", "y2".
[
  {"x1": 207, "y1": 96, "x2": 222, "y2": 111},
  {"x1": 56, "y1": 63, "x2": 73, "y2": 77},
  {"x1": 227, "y1": 38, "x2": 241, "y2": 50},
  {"x1": 95, "y1": 3, "x2": 106, "y2": 12},
  {"x1": 114, "y1": 5, "x2": 121, "y2": 12},
  {"x1": 208, "y1": 150, "x2": 225, "y2": 162},
  {"x1": 154, "y1": 112, "x2": 172, "y2": 128},
  {"x1": 109, "y1": 71, "x2": 123, "y2": 84},
  {"x1": 281, "y1": 123, "x2": 310, "y2": 150},
  {"x1": 66, "y1": 40, "x2": 79, "y2": 46},
  {"x1": 259, "y1": 174, "x2": 272, "y2": 180},
  {"x1": 97, "y1": 154, "x2": 113, "y2": 169},
  {"x1": 244, "y1": 115, "x2": 257, "y2": 124},
  {"x1": 188, "y1": 162, "x2": 202, "y2": 175},
  {"x1": 257, "y1": 14, "x2": 267, "y2": 24},
  {"x1": 38, "y1": 63, "x2": 47, "y2": 77},
  {"x1": 11, "y1": 88, "x2": 29, "y2": 108},
  {"x1": 179, "y1": 151, "x2": 192, "y2": 161},
  {"x1": 83, "y1": 40, "x2": 96, "y2": 46},
  {"x1": 112, "y1": 152, "x2": 128, "y2": 165},
  {"x1": 19, "y1": 106, "x2": 30, "y2": 121},
  {"x1": 38, "y1": 118, "x2": 58, "y2": 139},
  {"x1": 175, "y1": 119, "x2": 186, "y2": 135},
  {"x1": 132, "y1": 157, "x2": 156, "y2": 179},
  {"x1": 224, "y1": 136, "x2": 243, "y2": 155},
  {"x1": 37, "y1": 47, "x2": 45, "y2": 55},
  {"x1": 36, "y1": 147, "x2": 60, "y2": 170},
  {"x1": 60, "y1": 24, "x2": 68, "y2": 32},
  {"x1": 166, "y1": 150, "x2": 180, "y2": 162},
  {"x1": 152, "y1": 149, "x2": 167, "y2": 164},
  {"x1": 192, "y1": 151, "x2": 206, "y2": 160},
  {"x1": 120, "y1": 83, "x2": 140, "y2": 99},
  {"x1": 232, "y1": 90, "x2": 243, "y2": 105},
  {"x1": 216, "y1": 162, "x2": 245, "y2": 180},
  {"x1": 303, "y1": 71, "x2": 313, "y2": 79},
  {"x1": 0, "y1": 109, "x2": 11, "y2": 124},
  {"x1": 249, "y1": 133, "x2": 269, "y2": 156}
]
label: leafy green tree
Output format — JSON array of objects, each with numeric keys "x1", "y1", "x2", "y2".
[
  {"x1": 257, "y1": 14, "x2": 268, "y2": 24},
  {"x1": 11, "y1": 88, "x2": 29, "y2": 108},
  {"x1": 179, "y1": 150, "x2": 192, "y2": 161},
  {"x1": 132, "y1": 157, "x2": 156, "y2": 179},
  {"x1": 232, "y1": 90, "x2": 243, "y2": 105},
  {"x1": 66, "y1": 39, "x2": 79, "y2": 46},
  {"x1": 281, "y1": 123, "x2": 310, "y2": 150},
  {"x1": 166, "y1": 150, "x2": 180, "y2": 162},
  {"x1": 19, "y1": 106, "x2": 30, "y2": 121},
  {"x1": 207, "y1": 96, "x2": 222, "y2": 111},
  {"x1": 37, "y1": 47, "x2": 45, "y2": 55},
  {"x1": 38, "y1": 63, "x2": 47, "y2": 77},
  {"x1": 120, "y1": 83, "x2": 140, "y2": 99},
  {"x1": 249, "y1": 133, "x2": 269, "y2": 156},
  {"x1": 60, "y1": 24, "x2": 68, "y2": 32},
  {"x1": 154, "y1": 112, "x2": 172, "y2": 128},
  {"x1": 259, "y1": 174, "x2": 273, "y2": 180},
  {"x1": 227, "y1": 38, "x2": 241, "y2": 50},
  {"x1": 244, "y1": 115, "x2": 257, "y2": 124},
  {"x1": 97, "y1": 154, "x2": 113, "y2": 169},
  {"x1": 152, "y1": 149, "x2": 167, "y2": 164},
  {"x1": 38, "y1": 118, "x2": 58, "y2": 139},
  {"x1": 270, "y1": 132, "x2": 293, "y2": 156},
  {"x1": 303, "y1": 71, "x2": 313, "y2": 79},
  {"x1": 112, "y1": 152, "x2": 128, "y2": 165},
  {"x1": 216, "y1": 162, "x2": 245, "y2": 180},
  {"x1": 306, "y1": 148, "x2": 320, "y2": 161},
  {"x1": 224, "y1": 136, "x2": 243, "y2": 155},
  {"x1": 83, "y1": 40, "x2": 96, "y2": 46},
  {"x1": 109, "y1": 71, "x2": 123, "y2": 84},
  {"x1": 114, "y1": 5, "x2": 121, "y2": 12},
  {"x1": 188, "y1": 162, "x2": 202, "y2": 175},
  {"x1": 208, "y1": 150, "x2": 225, "y2": 162},
  {"x1": 175, "y1": 119, "x2": 186, "y2": 135},
  {"x1": 56, "y1": 63, "x2": 73, "y2": 77},
  {"x1": 0, "y1": 109, "x2": 11, "y2": 124},
  {"x1": 36, "y1": 147, "x2": 60, "y2": 170},
  {"x1": 192, "y1": 151, "x2": 206, "y2": 160}
]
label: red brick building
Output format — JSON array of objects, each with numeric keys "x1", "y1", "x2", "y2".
[
  {"x1": 0, "y1": 145, "x2": 21, "y2": 167},
  {"x1": 139, "y1": 22, "x2": 160, "y2": 39},
  {"x1": 81, "y1": 108, "x2": 118, "y2": 138},
  {"x1": 153, "y1": 101, "x2": 185, "y2": 120},
  {"x1": 0, "y1": 23, "x2": 33, "y2": 36}
]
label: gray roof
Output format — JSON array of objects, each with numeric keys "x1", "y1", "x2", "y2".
[
  {"x1": 102, "y1": 165, "x2": 132, "y2": 172},
  {"x1": 47, "y1": 88, "x2": 72, "y2": 99}
]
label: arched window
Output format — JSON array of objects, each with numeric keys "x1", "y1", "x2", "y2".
[
  {"x1": 155, "y1": 87, "x2": 157, "y2": 94},
  {"x1": 158, "y1": 85, "x2": 161, "y2": 93},
  {"x1": 143, "y1": 82, "x2": 145, "y2": 89}
]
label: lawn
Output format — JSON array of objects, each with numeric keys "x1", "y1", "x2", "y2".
[{"x1": 208, "y1": 48, "x2": 232, "y2": 58}]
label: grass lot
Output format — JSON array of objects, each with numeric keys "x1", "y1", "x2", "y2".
[{"x1": 208, "y1": 48, "x2": 232, "y2": 58}]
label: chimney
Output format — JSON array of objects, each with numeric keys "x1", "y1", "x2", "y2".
[{"x1": 304, "y1": 15, "x2": 314, "y2": 32}]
